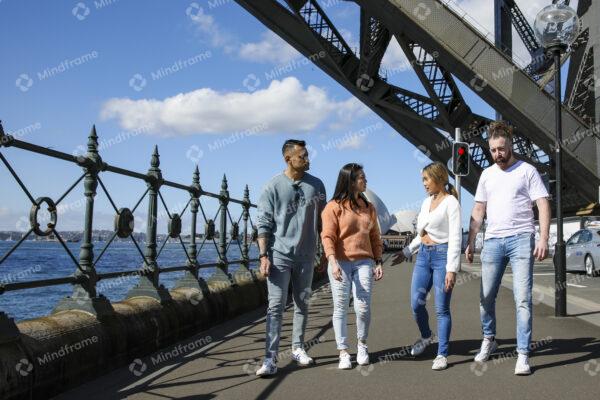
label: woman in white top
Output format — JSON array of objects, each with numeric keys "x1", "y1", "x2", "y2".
[{"x1": 394, "y1": 161, "x2": 461, "y2": 370}]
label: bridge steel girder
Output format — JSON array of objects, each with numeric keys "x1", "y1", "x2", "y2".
[
  {"x1": 235, "y1": 0, "x2": 598, "y2": 215},
  {"x1": 566, "y1": 0, "x2": 598, "y2": 129},
  {"x1": 352, "y1": 0, "x2": 599, "y2": 208},
  {"x1": 234, "y1": 0, "x2": 482, "y2": 194}
]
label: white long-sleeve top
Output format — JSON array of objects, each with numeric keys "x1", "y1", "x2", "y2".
[{"x1": 404, "y1": 194, "x2": 462, "y2": 272}]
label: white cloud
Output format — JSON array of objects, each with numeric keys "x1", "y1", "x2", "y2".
[
  {"x1": 329, "y1": 97, "x2": 371, "y2": 130},
  {"x1": 381, "y1": 36, "x2": 411, "y2": 72},
  {"x1": 100, "y1": 77, "x2": 369, "y2": 137},
  {"x1": 336, "y1": 134, "x2": 366, "y2": 150},
  {"x1": 188, "y1": 3, "x2": 236, "y2": 52},
  {"x1": 239, "y1": 31, "x2": 301, "y2": 64}
]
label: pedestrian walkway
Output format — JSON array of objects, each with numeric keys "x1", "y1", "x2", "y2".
[{"x1": 56, "y1": 254, "x2": 600, "y2": 400}]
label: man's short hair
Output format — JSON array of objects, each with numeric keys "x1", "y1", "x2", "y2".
[
  {"x1": 488, "y1": 121, "x2": 513, "y2": 144},
  {"x1": 282, "y1": 139, "x2": 306, "y2": 156}
]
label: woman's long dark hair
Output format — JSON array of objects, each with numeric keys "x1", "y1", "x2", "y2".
[{"x1": 332, "y1": 163, "x2": 368, "y2": 211}]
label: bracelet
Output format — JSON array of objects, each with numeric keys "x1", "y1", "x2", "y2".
[
  {"x1": 259, "y1": 253, "x2": 269, "y2": 259},
  {"x1": 375, "y1": 258, "x2": 382, "y2": 265}
]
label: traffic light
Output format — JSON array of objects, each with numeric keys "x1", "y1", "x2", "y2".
[{"x1": 452, "y1": 142, "x2": 470, "y2": 176}]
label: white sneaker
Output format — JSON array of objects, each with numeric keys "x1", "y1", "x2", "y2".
[
  {"x1": 256, "y1": 358, "x2": 277, "y2": 377},
  {"x1": 410, "y1": 334, "x2": 436, "y2": 356},
  {"x1": 357, "y1": 342, "x2": 369, "y2": 366},
  {"x1": 515, "y1": 353, "x2": 531, "y2": 375},
  {"x1": 338, "y1": 351, "x2": 352, "y2": 370},
  {"x1": 474, "y1": 337, "x2": 498, "y2": 362},
  {"x1": 292, "y1": 347, "x2": 314, "y2": 366},
  {"x1": 432, "y1": 355, "x2": 448, "y2": 371}
]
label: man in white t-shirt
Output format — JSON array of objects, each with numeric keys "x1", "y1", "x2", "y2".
[{"x1": 465, "y1": 121, "x2": 550, "y2": 375}]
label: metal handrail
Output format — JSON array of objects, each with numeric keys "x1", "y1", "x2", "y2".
[{"x1": 0, "y1": 120, "x2": 260, "y2": 318}]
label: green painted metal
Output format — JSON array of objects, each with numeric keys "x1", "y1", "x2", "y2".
[{"x1": 0, "y1": 120, "x2": 259, "y2": 329}]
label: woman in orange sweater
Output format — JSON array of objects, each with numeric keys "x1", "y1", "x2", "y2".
[{"x1": 321, "y1": 163, "x2": 383, "y2": 370}]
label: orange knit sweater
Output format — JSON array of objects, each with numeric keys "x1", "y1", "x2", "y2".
[{"x1": 320, "y1": 198, "x2": 383, "y2": 261}]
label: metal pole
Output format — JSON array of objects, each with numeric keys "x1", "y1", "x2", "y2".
[
  {"x1": 455, "y1": 127, "x2": 462, "y2": 272},
  {"x1": 175, "y1": 166, "x2": 204, "y2": 291},
  {"x1": 127, "y1": 146, "x2": 169, "y2": 301},
  {"x1": 454, "y1": 127, "x2": 462, "y2": 204},
  {"x1": 553, "y1": 48, "x2": 567, "y2": 317},
  {"x1": 242, "y1": 184, "x2": 250, "y2": 264}
]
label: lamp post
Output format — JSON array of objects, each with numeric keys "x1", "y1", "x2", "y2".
[{"x1": 534, "y1": 3, "x2": 580, "y2": 317}]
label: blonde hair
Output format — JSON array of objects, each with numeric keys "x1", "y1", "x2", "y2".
[{"x1": 422, "y1": 162, "x2": 458, "y2": 198}]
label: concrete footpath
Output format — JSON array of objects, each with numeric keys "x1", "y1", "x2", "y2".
[
  {"x1": 462, "y1": 254, "x2": 600, "y2": 328},
  {"x1": 55, "y1": 254, "x2": 600, "y2": 400}
]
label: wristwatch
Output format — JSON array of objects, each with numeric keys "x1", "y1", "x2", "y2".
[{"x1": 375, "y1": 258, "x2": 383, "y2": 265}]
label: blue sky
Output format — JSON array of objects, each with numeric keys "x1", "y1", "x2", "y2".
[{"x1": 0, "y1": 0, "x2": 560, "y2": 234}]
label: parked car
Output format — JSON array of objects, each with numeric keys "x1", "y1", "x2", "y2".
[{"x1": 565, "y1": 227, "x2": 600, "y2": 276}]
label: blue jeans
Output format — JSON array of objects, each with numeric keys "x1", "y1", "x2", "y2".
[
  {"x1": 411, "y1": 243, "x2": 452, "y2": 356},
  {"x1": 264, "y1": 257, "x2": 314, "y2": 359},
  {"x1": 328, "y1": 258, "x2": 374, "y2": 350},
  {"x1": 480, "y1": 232, "x2": 534, "y2": 355}
]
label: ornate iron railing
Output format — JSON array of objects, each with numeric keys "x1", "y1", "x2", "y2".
[{"x1": 0, "y1": 120, "x2": 260, "y2": 330}]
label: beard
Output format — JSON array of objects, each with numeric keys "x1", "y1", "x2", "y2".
[{"x1": 494, "y1": 151, "x2": 512, "y2": 167}]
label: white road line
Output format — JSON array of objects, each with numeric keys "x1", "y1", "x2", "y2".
[{"x1": 567, "y1": 283, "x2": 587, "y2": 288}]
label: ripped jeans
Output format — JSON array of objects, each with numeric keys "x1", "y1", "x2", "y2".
[{"x1": 328, "y1": 258, "x2": 374, "y2": 350}]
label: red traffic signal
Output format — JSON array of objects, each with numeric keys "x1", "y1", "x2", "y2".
[{"x1": 452, "y1": 142, "x2": 470, "y2": 176}]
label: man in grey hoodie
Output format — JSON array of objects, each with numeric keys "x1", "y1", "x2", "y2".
[{"x1": 255, "y1": 139, "x2": 327, "y2": 377}]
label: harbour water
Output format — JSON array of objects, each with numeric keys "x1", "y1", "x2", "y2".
[{"x1": 0, "y1": 240, "x2": 258, "y2": 321}]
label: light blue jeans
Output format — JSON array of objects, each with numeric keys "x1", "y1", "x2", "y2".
[
  {"x1": 411, "y1": 243, "x2": 453, "y2": 356},
  {"x1": 264, "y1": 257, "x2": 314, "y2": 360},
  {"x1": 328, "y1": 258, "x2": 374, "y2": 350},
  {"x1": 480, "y1": 232, "x2": 535, "y2": 355}
]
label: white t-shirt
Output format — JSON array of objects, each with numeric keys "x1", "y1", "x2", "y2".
[
  {"x1": 406, "y1": 195, "x2": 462, "y2": 272},
  {"x1": 475, "y1": 160, "x2": 548, "y2": 239}
]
